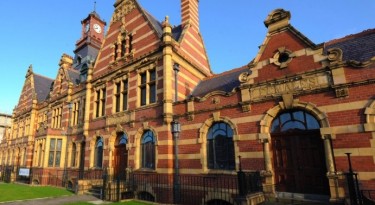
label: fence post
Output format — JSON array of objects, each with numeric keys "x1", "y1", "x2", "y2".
[
  {"x1": 345, "y1": 153, "x2": 362, "y2": 205},
  {"x1": 117, "y1": 175, "x2": 120, "y2": 202},
  {"x1": 237, "y1": 156, "x2": 247, "y2": 197}
]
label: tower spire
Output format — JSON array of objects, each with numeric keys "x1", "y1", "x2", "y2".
[{"x1": 94, "y1": 1, "x2": 96, "y2": 12}]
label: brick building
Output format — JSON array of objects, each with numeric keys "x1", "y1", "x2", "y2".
[
  {"x1": 0, "y1": 113, "x2": 11, "y2": 142},
  {"x1": 1, "y1": 0, "x2": 375, "y2": 204}
]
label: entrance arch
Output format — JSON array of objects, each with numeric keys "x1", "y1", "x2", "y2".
[
  {"x1": 259, "y1": 101, "x2": 336, "y2": 197},
  {"x1": 270, "y1": 109, "x2": 329, "y2": 195},
  {"x1": 114, "y1": 133, "x2": 128, "y2": 179}
]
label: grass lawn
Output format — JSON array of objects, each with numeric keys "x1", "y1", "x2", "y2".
[
  {"x1": 0, "y1": 183, "x2": 151, "y2": 205},
  {"x1": 65, "y1": 201, "x2": 151, "y2": 205},
  {"x1": 0, "y1": 183, "x2": 73, "y2": 202}
]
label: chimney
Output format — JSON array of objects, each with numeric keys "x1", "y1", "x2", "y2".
[{"x1": 181, "y1": 0, "x2": 199, "y2": 30}]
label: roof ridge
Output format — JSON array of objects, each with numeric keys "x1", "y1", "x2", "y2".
[
  {"x1": 33, "y1": 73, "x2": 54, "y2": 81},
  {"x1": 325, "y1": 28, "x2": 375, "y2": 46},
  {"x1": 204, "y1": 66, "x2": 248, "y2": 80}
]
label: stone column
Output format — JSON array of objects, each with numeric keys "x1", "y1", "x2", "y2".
[{"x1": 259, "y1": 133, "x2": 274, "y2": 195}]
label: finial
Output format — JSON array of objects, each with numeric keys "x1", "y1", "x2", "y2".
[
  {"x1": 165, "y1": 16, "x2": 169, "y2": 24},
  {"x1": 94, "y1": 1, "x2": 97, "y2": 12}
]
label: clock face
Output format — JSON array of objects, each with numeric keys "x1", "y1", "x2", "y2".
[{"x1": 93, "y1": 24, "x2": 102, "y2": 33}]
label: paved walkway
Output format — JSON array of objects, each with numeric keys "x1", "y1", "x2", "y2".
[{"x1": 0, "y1": 195, "x2": 110, "y2": 205}]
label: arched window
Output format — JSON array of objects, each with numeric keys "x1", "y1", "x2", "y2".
[
  {"x1": 117, "y1": 133, "x2": 128, "y2": 145},
  {"x1": 95, "y1": 137, "x2": 104, "y2": 168},
  {"x1": 207, "y1": 122, "x2": 235, "y2": 170},
  {"x1": 141, "y1": 130, "x2": 155, "y2": 169},
  {"x1": 71, "y1": 143, "x2": 77, "y2": 167},
  {"x1": 271, "y1": 110, "x2": 320, "y2": 133},
  {"x1": 22, "y1": 148, "x2": 27, "y2": 166},
  {"x1": 38, "y1": 144, "x2": 43, "y2": 167}
]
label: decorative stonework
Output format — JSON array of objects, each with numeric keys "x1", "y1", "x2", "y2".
[
  {"x1": 327, "y1": 48, "x2": 343, "y2": 63},
  {"x1": 264, "y1": 9, "x2": 291, "y2": 32},
  {"x1": 106, "y1": 112, "x2": 131, "y2": 126},
  {"x1": 270, "y1": 47, "x2": 296, "y2": 69},
  {"x1": 113, "y1": 0, "x2": 136, "y2": 22},
  {"x1": 364, "y1": 100, "x2": 375, "y2": 131},
  {"x1": 334, "y1": 86, "x2": 349, "y2": 98},
  {"x1": 250, "y1": 73, "x2": 329, "y2": 101}
]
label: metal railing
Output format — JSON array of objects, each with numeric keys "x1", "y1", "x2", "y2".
[
  {"x1": 103, "y1": 171, "x2": 262, "y2": 204},
  {"x1": 361, "y1": 190, "x2": 375, "y2": 205}
]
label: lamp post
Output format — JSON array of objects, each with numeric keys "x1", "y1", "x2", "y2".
[{"x1": 171, "y1": 118, "x2": 181, "y2": 204}]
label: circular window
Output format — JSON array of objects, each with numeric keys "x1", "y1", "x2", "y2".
[
  {"x1": 278, "y1": 52, "x2": 290, "y2": 63},
  {"x1": 271, "y1": 48, "x2": 295, "y2": 69}
]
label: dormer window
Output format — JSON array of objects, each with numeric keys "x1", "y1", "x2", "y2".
[
  {"x1": 77, "y1": 56, "x2": 82, "y2": 65},
  {"x1": 80, "y1": 64, "x2": 88, "y2": 82}
]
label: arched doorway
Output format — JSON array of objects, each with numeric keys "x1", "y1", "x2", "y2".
[
  {"x1": 114, "y1": 133, "x2": 128, "y2": 179},
  {"x1": 270, "y1": 109, "x2": 329, "y2": 195}
]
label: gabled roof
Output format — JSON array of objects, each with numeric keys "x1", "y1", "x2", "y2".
[
  {"x1": 191, "y1": 66, "x2": 249, "y2": 98},
  {"x1": 141, "y1": 8, "x2": 182, "y2": 42},
  {"x1": 142, "y1": 9, "x2": 163, "y2": 38},
  {"x1": 325, "y1": 29, "x2": 375, "y2": 62},
  {"x1": 33, "y1": 73, "x2": 53, "y2": 102},
  {"x1": 67, "y1": 69, "x2": 81, "y2": 85}
]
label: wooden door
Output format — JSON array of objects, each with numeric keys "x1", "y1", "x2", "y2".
[
  {"x1": 114, "y1": 144, "x2": 128, "y2": 179},
  {"x1": 272, "y1": 131, "x2": 329, "y2": 195}
]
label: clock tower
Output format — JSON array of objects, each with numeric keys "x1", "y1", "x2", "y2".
[{"x1": 73, "y1": 10, "x2": 106, "y2": 82}]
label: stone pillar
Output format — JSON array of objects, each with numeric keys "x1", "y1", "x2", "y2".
[
  {"x1": 76, "y1": 143, "x2": 82, "y2": 168},
  {"x1": 259, "y1": 133, "x2": 274, "y2": 195}
]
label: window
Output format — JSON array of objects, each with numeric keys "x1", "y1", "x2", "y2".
[
  {"x1": 48, "y1": 138, "x2": 62, "y2": 167},
  {"x1": 271, "y1": 110, "x2": 320, "y2": 133},
  {"x1": 121, "y1": 39, "x2": 126, "y2": 57},
  {"x1": 114, "y1": 79, "x2": 128, "y2": 113},
  {"x1": 139, "y1": 69, "x2": 156, "y2": 106},
  {"x1": 115, "y1": 82, "x2": 121, "y2": 112},
  {"x1": 80, "y1": 64, "x2": 88, "y2": 82},
  {"x1": 51, "y1": 106, "x2": 62, "y2": 128},
  {"x1": 38, "y1": 143, "x2": 43, "y2": 167},
  {"x1": 95, "y1": 88, "x2": 106, "y2": 117},
  {"x1": 120, "y1": 34, "x2": 133, "y2": 58},
  {"x1": 114, "y1": 43, "x2": 119, "y2": 60},
  {"x1": 95, "y1": 137, "x2": 104, "y2": 168},
  {"x1": 207, "y1": 122, "x2": 235, "y2": 170},
  {"x1": 141, "y1": 130, "x2": 155, "y2": 169},
  {"x1": 118, "y1": 133, "x2": 128, "y2": 145},
  {"x1": 122, "y1": 80, "x2": 128, "y2": 111},
  {"x1": 71, "y1": 143, "x2": 76, "y2": 167},
  {"x1": 72, "y1": 101, "x2": 80, "y2": 126},
  {"x1": 25, "y1": 117, "x2": 30, "y2": 136},
  {"x1": 22, "y1": 148, "x2": 27, "y2": 166}
]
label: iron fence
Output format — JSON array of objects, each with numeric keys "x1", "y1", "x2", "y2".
[
  {"x1": 361, "y1": 190, "x2": 375, "y2": 205},
  {"x1": 103, "y1": 171, "x2": 262, "y2": 205}
]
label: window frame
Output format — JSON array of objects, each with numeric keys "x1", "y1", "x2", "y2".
[
  {"x1": 207, "y1": 122, "x2": 235, "y2": 170},
  {"x1": 48, "y1": 138, "x2": 62, "y2": 167},
  {"x1": 94, "y1": 137, "x2": 104, "y2": 168},
  {"x1": 141, "y1": 130, "x2": 156, "y2": 170},
  {"x1": 139, "y1": 69, "x2": 157, "y2": 107}
]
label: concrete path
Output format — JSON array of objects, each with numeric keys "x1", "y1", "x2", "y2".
[{"x1": 0, "y1": 195, "x2": 110, "y2": 205}]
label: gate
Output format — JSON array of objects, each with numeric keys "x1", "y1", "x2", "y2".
[{"x1": 2, "y1": 166, "x2": 13, "y2": 183}]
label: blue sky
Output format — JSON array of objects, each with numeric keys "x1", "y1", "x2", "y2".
[{"x1": 0, "y1": 0, "x2": 374, "y2": 114}]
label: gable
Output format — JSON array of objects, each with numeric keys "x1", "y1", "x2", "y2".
[
  {"x1": 93, "y1": 0, "x2": 162, "y2": 78},
  {"x1": 50, "y1": 68, "x2": 71, "y2": 98},
  {"x1": 15, "y1": 67, "x2": 53, "y2": 114},
  {"x1": 16, "y1": 74, "x2": 35, "y2": 113},
  {"x1": 249, "y1": 9, "x2": 324, "y2": 84}
]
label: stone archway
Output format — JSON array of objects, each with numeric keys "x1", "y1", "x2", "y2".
[{"x1": 258, "y1": 100, "x2": 336, "y2": 198}]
